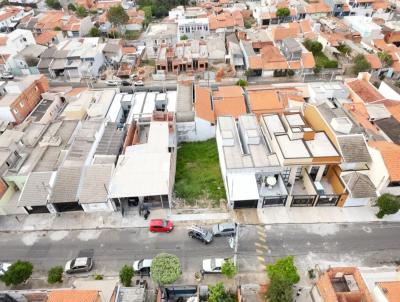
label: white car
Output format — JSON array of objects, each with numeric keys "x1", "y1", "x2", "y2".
[
  {"x1": 133, "y1": 80, "x2": 144, "y2": 86},
  {"x1": 133, "y1": 259, "x2": 152, "y2": 275},
  {"x1": 106, "y1": 80, "x2": 119, "y2": 86},
  {"x1": 201, "y1": 258, "x2": 229, "y2": 274},
  {"x1": 0, "y1": 262, "x2": 11, "y2": 276},
  {"x1": 0, "y1": 72, "x2": 13, "y2": 80}
]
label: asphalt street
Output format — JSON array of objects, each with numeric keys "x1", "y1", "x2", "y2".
[
  {"x1": 257, "y1": 222, "x2": 400, "y2": 272},
  {"x1": 0, "y1": 222, "x2": 399, "y2": 282}
]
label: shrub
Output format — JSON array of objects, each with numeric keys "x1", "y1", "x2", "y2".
[
  {"x1": 0, "y1": 261, "x2": 33, "y2": 286},
  {"x1": 221, "y1": 259, "x2": 237, "y2": 278},
  {"x1": 119, "y1": 265, "x2": 134, "y2": 287},
  {"x1": 236, "y1": 79, "x2": 248, "y2": 87},
  {"x1": 324, "y1": 60, "x2": 338, "y2": 68},
  {"x1": 266, "y1": 273, "x2": 293, "y2": 302},
  {"x1": 89, "y1": 27, "x2": 101, "y2": 37},
  {"x1": 266, "y1": 256, "x2": 300, "y2": 285},
  {"x1": 208, "y1": 282, "x2": 235, "y2": 302},
  {"x1": 47, "y1": 266, "x2": 63, "y2": 284},
  {"x1": 151, "y1": 253, "x2": 181, "y2": 285},
  {"x1": 376, "y1": 194, "x2": 400, "y2": 218},
  {"x1": 378, "y1": 51, "x2": 393, "y2": 68},
  {"x1": 68, "y1": 3, "x2": 76, "y2": 11},
  {"x1": 180, "y1": 34, "x2": 188, "y2": 40},
  {"x1": 352, "y1": 54, "x2": 371, "y2": 75},
  {"x1": 276, "y1": 7, "x2": 290, "y2": 18},
  {"x1": 94, "y1": 274, "x2": 104, "y2": 280}
]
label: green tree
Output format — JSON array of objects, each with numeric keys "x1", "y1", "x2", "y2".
[
  {"x1": 142, "y1": 6, "x2": 152, "y2": 27},
  {"x1": 352, "y1": 54, "x2": 371, "y2": 75},
  {"x1": 47, "y1": 266, "x2": 63, "y2": 284},
  {"x1": 208, "y1": 282, "x2": 235, "y2": 302},
  {"x1": 236, "y1": 79, "x2": 248, "y2": 87},
  {"x1": 0, "y1": 261, "x2": 33, "y2": 286},
  {"x1": 107, "y1": 5, "x2": 129, "y2": 35},
  {"x1": 337, "y1": 43, "x2": 351, "y2": 55},
  {"x1": 68, "y1": 3, "x2": 76, "y2": 11},
  {"x1": 376, "y1": 194, "x2": 400, "y2": 218},
  {"x1": 276, "y1": 7, "x2": 290, "y2": 18},
  {"x1": 89, "y1": 27, "x2": 101, "y2": 37},
  {"x1": 75, "y1": 5, "x2": 88, "y2": 18},
  {"x1": 310, "y1": 41, "x2": 323, "y2": 54},
  {"x1": 244, "y1": 17, "x2": 255, "y2": 29},
  {"x1": 266, "y1": 256, "x2": 300, "y2": 285},
  {"x1": 45, "y1": 0, "x2": 61, "y2": 9},
  {"x1": 24, "y1": 55, "x2": 39, "y2": 67},
  {"x1": 151, "y1": 253, "x2": 181, "y2": 285},
  {"x1": 119, "y1": 265, "x2": 134, "y2": 287},
  {"x1": 378, "y1": 51, "x2": 393, "y2": 68},
  {"x1": 221, "y1": 259, "x2": 237, "y2": 278},
  {"x1": 266, "y1": 274, "x2": 293, "y2": 302},
  {"x1": 180, "y1": 34, "x2": 188, "y2": 40}
]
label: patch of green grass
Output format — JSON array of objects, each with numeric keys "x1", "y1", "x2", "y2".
[
  {"x1": 314, "y1": 52, "x2": 338, "y2": 68},
  {"x1": 124, "y1": 30, "x2": 141, "y2": 40},
  {"x1": 175, "y1": 139, "x2": 226, "y2": 205}
]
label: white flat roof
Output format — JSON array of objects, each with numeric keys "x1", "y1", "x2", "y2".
[
  {"x1": 285, "y1": 113, "x2": 305, "y2": 126},
  {"x1": 305, "y1": 132, "x2": 339, "y2": 157},
  {"x1": 166, "y1": 90, "x2": 177, "y2": 112},
  {"x1": 227, "y1": 173, "x2": 259, "y2": 201},
  {"x1": 109, "y1": 152, "x2": 171, "y2": 198},
  {"x1": 276, "y1": 135, "x2": 310, "y2": 158},
  {"x1": 142, "y1": 92, "x2": 156, "y2": 115},
  {"x1": 262, "y1": 115, "x2": 285, "y2": 134},
  {"x1": 106, "y1": 93, "x2": 123, "y2": 123}
]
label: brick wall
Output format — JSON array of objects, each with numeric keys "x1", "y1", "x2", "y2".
[{"x1": 10, "y1": 75, "x2": 49, "y2": 124}]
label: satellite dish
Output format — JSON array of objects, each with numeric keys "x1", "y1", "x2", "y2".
[{"x1": 266, "y1": 176, "x2": 277, "y2": 187}]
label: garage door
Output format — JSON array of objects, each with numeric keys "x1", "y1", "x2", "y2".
[{"x1": 233, "y1": 199, "x2": 258, "y2": 209}]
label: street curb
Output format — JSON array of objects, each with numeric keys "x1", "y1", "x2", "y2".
[{"x1": 0, "y1": 218, "x2": 232, "y2": 234}]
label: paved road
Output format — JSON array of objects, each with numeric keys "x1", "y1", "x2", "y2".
[
  {"x1": 255, "y1": 222, "x2": 400, "y2": 272},
  {"x1": 0, "y1": 227, "x2": 251, "y2": 277},
  {"x1": 0, "y1": 222, "x2": 399, "y2": 282}
]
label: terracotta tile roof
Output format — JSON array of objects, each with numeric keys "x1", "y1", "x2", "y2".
[
  {"x1": 35, "y1": 31, "x2": 58, "y2": 45},
  {"x1": 247, "y1": 89, "x2": 284, "y2": 113},
  {"x1": 369, "y1": 141, "x2": 400, "y2": 181},
  {"x1": 343, "y1": 103, "x2": 380, "y2": 134},
  {"x1": 305, "y1": 2, "x2": 332, "y2": 14},
  {"x1": 62, "y1": 16, "x2": 81, "y2": 31},
  {"x1": 346, "y1": 79, "x2": 385, "y2": 103},
  {"x1": 270, "y1": 22, "x2": 301, "y2": 41},
  {"x1": 47, "y1": 290, "x2": 100, "y2": 302},
  {"x1": 0, "y1": 36, "x2": 8, "y2": 46},
  {"x1": 249, "y1": 55, "x2": 263, "y2": 69},
  {"x1": 95, "y1": 0, "x2": 122, "y2": 10},
  {"x1": 381, "y1": 100, "x2": 400, "y2": 122},
  {"x1": 319, "y1": 31, "x2": 344, "y2": 47},
  {"x1": 365, "y1": 54, "x2": 383, "y2": 69},
  {"x1": 208, "y1": 11, "x2": 243, "y2": 30},
  {"x1": 261, "y1": 45, "x2": 288, "y2": 70},
  {"x1": 195, "y1": 85, "x2": 246, "y2": 122},
  {"x1": 35, "y1": 11, "x2": 64, "y2": 31},
  {"x1": 195, "y1": 86, "x2": 214, "y2": 123},
  {"x1": 299, "y1": 19, "x2": 312, "y2": 33},
  {"x1": 376, "y1": 281, "x2": 400, "y2": 302},
  {"x1": 122, "y1": 46, "x2": 136, "y2": 54},
  {"x1": 301, "y1": 52, "x2": 316, "y2": 69},
  {"x1": 373, "y1": 0, "x2": 391, "y2": 10},
  {"x1": 66, "y1": 87, "x2": 87, "y2": 97}
]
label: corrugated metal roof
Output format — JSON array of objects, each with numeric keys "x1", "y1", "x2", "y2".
[
  {"x1": 49, "y1": 166, "x2": 82, "y2": 203},
  {"x1": 79, "y1": 164, "x2": 114, "y2": 204},
  {"x1": 18, "y1": 171, "x2": 53, "y2": 207}
]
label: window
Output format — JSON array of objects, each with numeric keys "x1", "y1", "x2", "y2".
[
  {"x1": 20, "y1": 101, "x2": 24, "y2": 108},
  {"x1": 34, "y1": 86, "x2": 38, "y2": 92}
]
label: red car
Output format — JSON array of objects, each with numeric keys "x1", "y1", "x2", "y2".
[{"x1": 149, "y1": 219, "x2": 174, "y2": 233}]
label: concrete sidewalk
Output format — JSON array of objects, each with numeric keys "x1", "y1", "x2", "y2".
[
  {"x1": 0, "y1": 209, "x2": 231, "y2": 233},
  {"x1": 257, "y1": 206, "x2": 400, "y2": 224}
]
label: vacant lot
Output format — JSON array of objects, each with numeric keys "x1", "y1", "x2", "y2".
[{"x1": 174, "y1": 139, "x2": 226, "y2": 206}]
